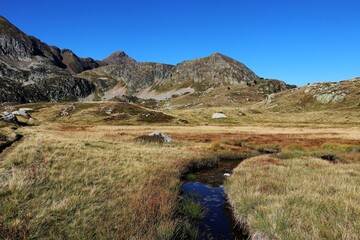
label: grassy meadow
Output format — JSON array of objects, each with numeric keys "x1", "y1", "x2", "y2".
[{"x1": 0, "y1": 102, "x2": 359, "y2": 239}]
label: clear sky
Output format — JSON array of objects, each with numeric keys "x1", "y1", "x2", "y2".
[{"x1": 1, "y1": 0, "x2": 360, "y2": 86}]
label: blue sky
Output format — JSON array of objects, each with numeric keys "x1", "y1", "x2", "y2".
[{"x1": 1, "y1": 0, "x2": 360, "y2": 86}]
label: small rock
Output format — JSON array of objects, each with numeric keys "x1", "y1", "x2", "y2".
[
  {"x1": 12, "y1": 110, "x2": 29, "y2": 117},
  {"x1": 18, "y1": 108, "x2": 33, "y2": 112},
  {"x1": 212, "y1": 113, "x2": 227, "y2": 119},
  {"x1": 223, "y1": 173, "x2": 231, "y2": 177},
  {"x1": 265, "y1": 93, "x2": 275, "y2": 104}
]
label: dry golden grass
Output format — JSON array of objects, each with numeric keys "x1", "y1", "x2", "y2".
[
  {"x1": 0, "y1": 125, "x2": 210, "y2": 239},
  {"x1": 0, "y1": 102, "x2": 359, "y2": 239},
  {"x1": 226, "y1": 155, "x2": 360, "y2": 240},
  {"x1": 169, "y1": 106, "x2": 360, "y2": 127},
  {"x1": 4, "y1": 102, "x2": 360, "y2": 128}
]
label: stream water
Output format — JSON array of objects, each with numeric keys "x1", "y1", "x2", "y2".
[{"x1": 182, "y1": 160, "x2": 248, "y2": 240}]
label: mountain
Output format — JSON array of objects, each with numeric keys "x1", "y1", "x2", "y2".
[
  {"x1": 58, "y1": 49, "x2": 100, "y2": 74},
  {"x1": 78, "y1": 52, "x2": 294, "y2": 104},
  {"x1": 0, "y1": 16, "x2": 97, "y2": 103},
  {"x1": 102, "y1": 50, "x2": 136, "y2": 65},
  {"x1": 0, "y1": 15, "x2": 295, "y2": 105}
]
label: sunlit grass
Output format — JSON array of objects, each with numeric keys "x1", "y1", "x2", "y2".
[
  {"x1": 226, "y1": 155, "x2": 360, "y2": 240},
  {"x1": 0, "y1": 126, "x2": 202, "y2": 239}
]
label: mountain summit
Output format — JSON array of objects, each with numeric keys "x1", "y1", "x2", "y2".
[{"x1": 102, "y1": 50, "x2": 136, "y2": 65}]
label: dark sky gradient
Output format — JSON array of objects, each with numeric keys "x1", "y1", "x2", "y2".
[{"x1": 1, "y1": 0, "x2": 360, "y2": 86}]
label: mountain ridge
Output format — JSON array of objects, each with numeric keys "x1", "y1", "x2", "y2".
[{"x1": 1, "y1": 15, "x2": 294, "y2": 105}]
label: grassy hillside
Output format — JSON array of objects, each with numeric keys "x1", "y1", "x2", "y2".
[{"x1": 261, "y1": 78, "x2": 360, "y2": 112}]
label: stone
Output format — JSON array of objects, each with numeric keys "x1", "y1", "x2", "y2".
[
  {"x1": 148, "y1": 132, "x2": 173, "y2": 143},
  {"x1": 265, "y1": 93, "x2": 275, "y2": 104},
  {"x1": 212, "y1": 113, "x2": 227, "y2": 119},
  {"x1": 18, "y1": 108, "x2": 33, "y2": 112},
  {"x1": 315, "y1": 92, "x2": 346, "y2": 104},
  {"x1": 136, "y1": 132, "x2": 173, "y2": 143},
  {"x1": 1, "y1": 111, "x2": 17, "y2": 122}
]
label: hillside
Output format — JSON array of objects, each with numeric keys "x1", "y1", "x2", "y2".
[{"x1": 260, "y1": 78, "x2": 360, "y2": 112}]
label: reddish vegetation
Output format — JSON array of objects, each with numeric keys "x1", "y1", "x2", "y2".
[{"x1": 173, "y1": 132, "x2": 359, "y2": 147}]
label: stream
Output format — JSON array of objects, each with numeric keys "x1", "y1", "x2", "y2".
[{"x1": 182, "y1": 160, "x2": 248, "y2": 240}]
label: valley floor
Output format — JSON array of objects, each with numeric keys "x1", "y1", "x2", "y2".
[{"x1": 0, "y1": 105, "x2": 360, "y2": 239}]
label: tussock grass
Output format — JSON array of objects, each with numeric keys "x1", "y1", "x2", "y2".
[
  {"x1": 182, "y1": 199, "x2": 203, "y2": 221},
  {"x1": 0, "y1": 114, "x2": 359, "y2": 239},
  {"x1": 226, "y1": 155, "x2": 360, "y2": 240},
  {"x1": 0, "y1": 126, "x2": 201, "y2": 239}
]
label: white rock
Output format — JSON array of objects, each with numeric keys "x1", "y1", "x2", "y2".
[
  {"x1": 12, "y1": 110, "x2": 28, "y2": 116},
  {"x1": 18, "y1": 108, "x2": 33, "y2": 112},
  {"x1": 212, "y1": 113, "x2": 227, "y2": 119},
  {"x1": 148, "y1": 132, "x2": 173, "y2": 143},
  {"x1": 224, "y1": 173, "x2": 231, "y2": 177},
  {"x1": 1, "y1": 112, "x2": 16, "y2": 122}
]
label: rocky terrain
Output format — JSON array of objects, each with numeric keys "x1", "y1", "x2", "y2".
[
  {"x1": 78, "y1": 52, "x2": 295, "y2": 104},
  {"x1": 0, "y1": 16, "x2": 100, "y2": 103},
  {"x1": 261, "y1": 78, "x2": 360, "y2": 112}
]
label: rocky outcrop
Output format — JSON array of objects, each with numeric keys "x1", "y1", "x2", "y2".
[
  {"x1": 262, "y1": 78, "x2": 360, "y2": 112},
  {"x1": 304, "y1": 82, "x2": 349, "y2": 104}
]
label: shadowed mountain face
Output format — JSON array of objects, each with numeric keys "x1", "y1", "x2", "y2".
[
  {"x1": 0, "y1": 15, "x2": 296, "y2": 105},
  {"x1": 0, "y1": 16, "x2": 96, "y2": 103}
]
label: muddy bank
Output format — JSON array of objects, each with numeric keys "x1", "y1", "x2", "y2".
[{"x1": 0, "y1": 134, "x2": 23, "y2": 155}]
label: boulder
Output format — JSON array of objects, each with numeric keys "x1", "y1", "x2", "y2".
[
  {"x1": 1, "y1": 111, "x2": 17, "y2": 122},
  {"x1": 148, "y1": 132, "x2": 173, "y2": 142},
  {"x1": 136, "y1": 132, "x2": 173, "y2": 143},
  {"x1": 212, "y1": 113, "x2": 227, "y2": 119}
]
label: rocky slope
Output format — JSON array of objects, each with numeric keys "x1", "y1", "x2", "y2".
[
  {"x1": 261, "y1": 78, "x2": 360, "y2": 112},
  {"x1": 0, "y1": 16, "x2": 96, "y2": 103},
  {"x1": 79, "y1": 53, "x2": 295, "y2": 103}
]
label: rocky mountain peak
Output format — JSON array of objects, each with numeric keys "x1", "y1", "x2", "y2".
[
  {"x1": 102, "y1": 50, "x2": 136, "y2": 65},
  {"x1": 0, "y1": 16, "x2": 36, "y2": 60},
  {"x1": 61, "y1": 49, "x2": 74, "y2": 55},
  {"x1": 169, "y1": 52, "x2": 259, "y2": 86}
]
